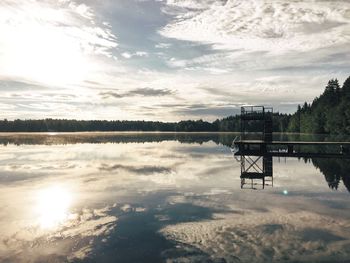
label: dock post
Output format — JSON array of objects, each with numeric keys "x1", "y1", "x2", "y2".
[{"x1": 288, "y1": 145, "x2": 293, "y2": 154}]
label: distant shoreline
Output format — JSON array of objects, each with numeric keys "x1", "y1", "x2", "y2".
[
  {"x1": 1, "y1": 76, "x2": 349, "y2": 134},
  {"x1": 0, "y1": 131, "x2": 241, "y2": 135}
]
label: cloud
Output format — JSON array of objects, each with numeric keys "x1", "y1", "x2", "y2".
[
  {"x1": 100, "y1": 87, "x2": 174, "y2": 99},
  {"x1": 100, "y1": 91, "x2": 124, "y2": 99},
  {"x1": 135, "y1": 51, "x2": 149, "y2": 57},
  {"x1": 2, "y1": 205, "x2": 118, "y2": 262},
  {"x1": 0, "y1": 0, "x2": 118, "y2": 86},
  {"x1": 160, "y1": 0, "x2": 350, "y2": 53},
  {"x1": 161, "y1": 209, "x2": 350, "y2": 263},
  {"x1": 167, "y1": 103, "x2": 241, "y2": 118},
  {"x1": 99, "y1": 163, "x2": 172, "y2": 175},
  {"x1": 155, "y1": 43, "x2": 172, "y2": 49},
  {"x1": 128, "y1": 87, "x2": 173, "y2": 96},
  {"x1": 0, "y1": 79, "x2": 48, "y2": 91},
  {"x1": 121, "y1": 52, "x2": 132, "y2": 59},
  {"x1": 121, "y1": 51, "x2": 149, "y2": 59}
]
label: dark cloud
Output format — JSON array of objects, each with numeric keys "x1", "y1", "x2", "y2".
[
  {"x1": 300, "y1": 228, "x2": 345, "y2": 242},
  {"x1": 302, "y1": 21, "x2": 347, "y2": 34},
  {"x1": 100, "y1": 88, "x2": 174, "y2": 99},
  {"x1": 255, "y1": 224, "x2": 284, "y2": 235},
  {"x1": 99, "y1": 163, "x2": 172, "y2": 175},
  {"x1": 127, "y1": 87, "x2": 173, "y2": 96},
  {"x1": 173, "y1": 104, "x2": 240, "y2": 118},
  {"x1": 0, "y1": 80, "x2": 48, "y2": 91},
  {"x1": 0, "y1": 171, "x2": 55, "y2": 184},
  {"x1": 100, "y1": 91, "x2": 124, "y2": 99}
]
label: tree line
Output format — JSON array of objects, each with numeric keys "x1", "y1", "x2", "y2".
[
  {"x1": 0, "y1": 76, "x2": 349, "y2": 133},
  {"x1": 287, "y1": 76, "x2": 350, "y2": 134},
  {"x1": 0, "y1": 114, "x2": 292, "y2": 132}
]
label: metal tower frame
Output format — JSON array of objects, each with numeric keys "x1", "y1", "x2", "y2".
[{"x1": 239, "y1": 106, "x2": 274, "y2": 189}]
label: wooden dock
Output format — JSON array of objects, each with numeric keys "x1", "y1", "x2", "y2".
[
  {"x1": 234, "y1": 140, "x2": 350, "y2": 158},
  {"x1": 235, "y1": 140, "x2": 350, "y2": 146}
]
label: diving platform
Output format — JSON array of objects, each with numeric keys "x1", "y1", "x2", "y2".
[
  {"x1": 240, "y1": 106, "x2": 273, "y2": 142},
  {"x1": 234, "y1": 106, "x2": 350, "y2": 189}
]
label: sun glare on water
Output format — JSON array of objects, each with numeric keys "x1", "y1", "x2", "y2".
[{"x1": 35, "y1": 185, "x2": 72, "y2": 229}]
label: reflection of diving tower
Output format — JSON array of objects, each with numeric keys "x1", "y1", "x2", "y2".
[
  {"x1": 240, "y1": 155, "x2": 273, "y2": 189},
  {"x1": 239, "y1": 106, "x2": 273, "y2": 189}
]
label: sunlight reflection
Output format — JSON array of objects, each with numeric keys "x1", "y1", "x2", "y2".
[{"x1": 35, "y1": 185, "x2": 72, "y2": 229}]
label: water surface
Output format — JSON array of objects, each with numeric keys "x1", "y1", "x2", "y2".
[{"x1": 0, "y1": 133, "x2": 349, "y2": 262}]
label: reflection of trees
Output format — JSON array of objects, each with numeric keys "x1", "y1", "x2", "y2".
[
  {"x1": 312, "y1": 158, "x2": 350, "y2": 192},
  {"x1": 0, "y1": 133, "x2": 237, "y2": 147},
  {"x1": 4, "y1": 133, "x2": 350, "y2": 193}
]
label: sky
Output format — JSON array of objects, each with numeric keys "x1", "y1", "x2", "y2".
[{"x1": 0, "y1": 0, "x2": 349, "y2": 121}]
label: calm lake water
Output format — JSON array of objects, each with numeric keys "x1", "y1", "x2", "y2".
[{"x1": 0, "y1": 133, "x2": 349, "y2": 263}]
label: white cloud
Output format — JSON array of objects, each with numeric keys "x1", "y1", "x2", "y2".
[
  {"x1": 160, "y1": 0, "x2": 350, "y2": 53},
  {"x1": 121, "y1": 51, "x2": 149, "y2": 59},
  {"x1": 0, "y1": 0, "x2": 117, "y2": 86},
  {"x1": 121, "y1": 52, "x2": 132, "y2": 59},
  {"x1": 165, "y1": 0, "x2": 218, "y2": 10},
  {"x1": 161, "y1": 210, "x2": 350, "y2": 262},
  {"x1": 135, "y1": 51, "x2": 149, "y2": 57},
  {"x1": 155, "y1": 43, "x2": 172, "y2": 49}
]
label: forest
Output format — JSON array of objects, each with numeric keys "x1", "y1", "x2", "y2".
[
  {"x1": 0, "y1": 76, "x2": 349, "y2": 133},
  {"x1": 287, "y1": 76, "x2": 350, "y2": 134},
  {"x1": 0, "y1": 113, "x2": 291, "y2": 133}
]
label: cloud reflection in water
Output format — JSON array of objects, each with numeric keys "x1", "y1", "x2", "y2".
[{"x1": 0, "y1": 134, "x2": 349, "y2": 262}]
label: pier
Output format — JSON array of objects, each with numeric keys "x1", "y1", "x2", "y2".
[{"x1": 235, "y1": 140, "x2": 350, "y2": 158}]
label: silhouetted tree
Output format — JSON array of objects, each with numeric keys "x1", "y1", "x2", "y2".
[{"x1": 288, "y1": 76, "x2": 350, "y2": 134}]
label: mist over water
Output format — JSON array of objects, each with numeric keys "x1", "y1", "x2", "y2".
[{"x1": 0, "y1": 133, "x2": 349, "y2": 263}]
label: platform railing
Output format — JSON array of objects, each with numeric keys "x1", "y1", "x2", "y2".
[{"x1": 241, "y1": 106, "x2": 265, "y2": 115}]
